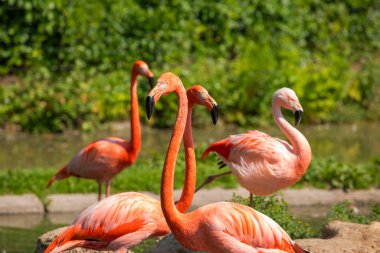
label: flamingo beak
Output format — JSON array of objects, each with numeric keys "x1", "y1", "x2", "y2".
[
  {"x1": 295, "y1": 110, "x2": 303, "y2": 126},
  {"x1": 210, "y1": 105, "x2": 219, "y2": 125},
  {"x1": 148, "y1": 77, "x2": 155, "y2": 89},
  {"x1": 146, "y1": 96, "x2": 155, "y2": 119}
]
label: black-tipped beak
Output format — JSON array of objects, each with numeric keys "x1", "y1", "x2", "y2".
[
  {"x1": 210, "y1": 105, "x2": 219, "y2": 125},
  {"x1": 146, "y1": 96, "x2": 155, "y2": 119},
  {"x1": 148, "y1": 77, "x2": 155, "y2": 89},
  {"x1": 295, "y1": 110, "x2": 303, "y2": 126}
]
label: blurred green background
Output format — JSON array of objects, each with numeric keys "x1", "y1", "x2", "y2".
[{"x1": 1, "y1": 0, "x2": 380, "y2": 132}]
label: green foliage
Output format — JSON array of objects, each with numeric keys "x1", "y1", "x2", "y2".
[
  {"x1": 0, "y1": 71, "x2": 153, "y2": 132},
  {"x1": 232, "y1": 194, "x2": 316, "y2": 239},
  {"x1": 298, "y1": 156, "x2": 380, "y2": 190},
  {"x1": 327, "y1": 200, "x2": 380, "y2": 224},
  {"x1": 1, "y1": 1, "x2": 380, "y2": 131}
]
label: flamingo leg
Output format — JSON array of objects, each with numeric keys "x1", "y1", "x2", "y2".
[
  {"x1": 97, "y1": 182, "x2": 102, "y2": 201},
  {"x1": 106, "y1": 180, "x2": 112, "y2": 197},
  {"x1": 195, "y1": 171, "x2": 232, "y2": 193},
  {"x1": 249, "y1": 193, "x2": 253, "y2": 207}
]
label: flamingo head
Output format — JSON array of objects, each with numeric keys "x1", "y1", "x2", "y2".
[
  {"x1": 146, "y1": 72, "x2": 186, "y2": 119},
  {"x1": 187, "y1": 85, "x2": 219, "y2": 125},
  {"x1": 272, "y1": 87, "x2": 304, "y2": 126},
  {"x1": 133, "y1": 60, "x2": 155, "y2": 88}
]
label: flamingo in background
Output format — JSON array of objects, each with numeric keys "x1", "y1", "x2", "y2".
[
  {"x1": 146, "y1": 73, "x2": 309, "y2": 253},
  {"x1": 46, "y1": 60, "x2": 155, "y2": 200},
  {"x1": 198, "y1": 87, "x2": 312, "y2": 206},
  {"x1": 44, "y1": 85, "x2": 219, "y2": 253}
]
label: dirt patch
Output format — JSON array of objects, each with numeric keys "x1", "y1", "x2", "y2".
[{"x1": 297, "y1": 221, "x2": 380, "y2": 253}]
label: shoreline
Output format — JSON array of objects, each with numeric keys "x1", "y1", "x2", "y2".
[{"x1": 0, "y1": 187, "x2": 379, "y2": 215}]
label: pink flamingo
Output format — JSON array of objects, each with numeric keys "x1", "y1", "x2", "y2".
[
  {"x1": 198, "y1": 87, "x2": 312, "y2": 205},
  {"x1": 46, "y1": 60, "x2": 155, "y2": 200},
  {"x1": 44, "y1": 85, "x2": 218, "y2": 253},
  {"x1": 146, "y1": 73, "x2": 309, "y2": 253}
]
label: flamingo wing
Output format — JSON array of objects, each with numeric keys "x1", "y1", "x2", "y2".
[
  {"x1": 202, "y1": 202, "x2": 300, "y2": 253},
  {"x1": 202, "y1": 131, "x2": 297, "y2": 195},
  {"x1": 67, "y1": 137, "x2": 130, "y2": 178},
  {"x1": 205, "y1": 130, "x2": 292, "y2": 164},
  {"x1": 73, "y1": 192, "x2": 162, "y2": 238},
  {"x1": 47, "y1": 192, "x2": 164, "y2": 252}
]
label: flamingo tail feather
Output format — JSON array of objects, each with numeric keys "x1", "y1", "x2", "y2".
[
  {"x1": 201, "y1": 139, "x2": 231, "y2": 160},
  {"x1": 293, "y1": 242, "x2": 310, "y2": 253}
]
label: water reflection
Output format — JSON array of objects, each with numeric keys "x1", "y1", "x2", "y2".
[{"x1": 0, "y1": 122, "x2": 379, "y2": 170}]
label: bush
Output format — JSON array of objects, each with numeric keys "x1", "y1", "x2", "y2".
[
  {"x1": 1, "y1": 1, "x2": 380, "y2": 131},
  {"x1": 298, "y1": 156, "x2": 379, "y2": 190},
  {"x1": 327, "y1": 200, "x2": 380, "y2": 224},
  {"x1": 232, "y1": 194, "x2": 316, "y2": 239}
]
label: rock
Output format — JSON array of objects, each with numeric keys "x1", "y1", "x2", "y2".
[
  {"x1": 146, "y1": 234, "x2": 205, "y2": 253},
  {"x1": 35, "y1": 226, "x2": 130, "y2": 253},
  {"x1": 0, "y1": 213, "x2": 43, "y2": 228},
  {"x1": 280, "y1": 188, "x2": 380, "y2": 207},
  {"x1": 148, "y1": 221, "x2": 380, "y2": 253},
  {"x1": 46, "y1": 194, "x2": 98, "y2": 213},
  {"x1": 178, "y1": 187, "x2": 380, "y2": 208},
  {"x1": 0, "y1": 194, "x2": 44, "y2": 214}
]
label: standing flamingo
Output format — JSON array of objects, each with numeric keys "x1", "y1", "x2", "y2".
[
  {"x1": 198, "y1": 87, "x2": 311, "y2": 206},
  {"x1": 46, "y1": 60, "x2": 155, "y2": 200},
  {"x1": 146, "y1": 73, "x2": 309, "y2": 253},
  {"x1": 44, "y1": 85, "x2": 219, "y2": 253}
]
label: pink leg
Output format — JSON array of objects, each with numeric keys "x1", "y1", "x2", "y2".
[
  {"x1": 97, "y1": 182, "x2": 102, "y2": 201},
  {"x1": 106, "y1": 180, "x2": 112, "y2": 197},
  {"x1": 195, "y1": 171, "x2": 232, "y2": 193}
]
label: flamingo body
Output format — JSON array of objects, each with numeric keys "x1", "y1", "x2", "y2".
[
  {"x1": 201, "y1": 88, "x2": 311, "y2": 196},
  {"x1": 176, "y1": 202, "x2": 303, "y2": 253},
  {"x1": 203, "y1": 130, "x2": 301, "y2": 196},
  {"x1": 66, "y1": 138, "x2": 132, "y2": 182},
  {"x1": 46, "y1": 60, "x2": 155, "y2": 200},
  {"x1": 45, "y1": 193, "x2": 168, "y2": 253}
]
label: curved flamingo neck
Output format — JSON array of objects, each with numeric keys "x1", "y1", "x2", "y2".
[
  {"x1": 175, "y1": 102, "x2": 196, "y2": 213},
  {"x1": 161, "y1": 84, "x2": 188, "y2": 232},
  {"x1": 128, "y1": 71, "x2": 141, "y2": 162},
  {"x1": 272, "y1": 103, "x2": 311, "y2": 176}
]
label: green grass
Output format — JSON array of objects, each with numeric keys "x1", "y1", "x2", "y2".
[
  {"x1": 0, "y1": 155, "x2": 379, "y2": 202},
  {"x1": 0, "y1": 151, "x2": 237, "y2": 200}
]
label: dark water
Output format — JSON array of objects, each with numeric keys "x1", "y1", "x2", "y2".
[{"x1": 0, "y1": 122, "x2": 379, "y2": 171}]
